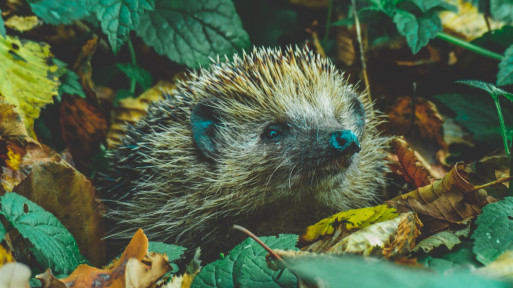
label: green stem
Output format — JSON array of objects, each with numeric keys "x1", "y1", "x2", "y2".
[
  {"x1": 323, "y1": 0, "x2": 333, "y2": 48},
  {"x1": 491, "y1": 93, "x2": 510, "y2": 156},
  {"x1": 436, "y1": 32, "x2": 503, "y2": 61},
  {"x1": 127, "y1": 38, "x2": 137, "y2": 95}
]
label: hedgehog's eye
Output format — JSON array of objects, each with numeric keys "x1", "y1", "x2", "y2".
[{"x1": 263, "y1": 124, "x2": 287, "y2": 141}]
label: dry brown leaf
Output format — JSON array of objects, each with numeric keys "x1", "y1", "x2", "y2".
[
  {"x1": 37, "y1": 229, "x2": 171, "y2": 288},
  {"x1": 73, "y1": 37, "x2": 98, "y2": 99},
  {"x1": 106, "y1": 81, "x2": 174, "y2": 148},
  {"x1": 388, "y1": 137, "x2": 441, "y2": 188},
  {"x1": 386, "y1": 97, "x2": 446, "y2": 149},
  {"x1": 387, "y1": 163, "x2": 496, "y2": 237},
  {"x1": 13, "y1": 161, "x2": 106, "y2": 266},
  {"x1": 59, "y1": 94, "x2": 107, "y2": 172}
]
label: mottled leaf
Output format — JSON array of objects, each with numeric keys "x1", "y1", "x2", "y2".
[
  {"x1": 303, "y1": 212, "x2": 422, "y2": 258},
  {"x1": 0, "y1": 193, "x2": 86, "y2": 274},
  {"x1": 136, "y1": 0, "x2": 250, "y2": 68},
  {"x1": 300, "y1": 204, "x2": 398, "y2": 244},
  {"x1": 0, "y1": 35, "x2": 59, "y2": 137},
  {"x1": 28, "y1": 0, "x2": 90, "y2": 25}
]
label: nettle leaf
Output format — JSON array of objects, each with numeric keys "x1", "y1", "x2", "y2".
[
  {"x1": 290, "y1": 255, "x2": 506, "y2": 287},
  {"x1": 0, "y1": 193, "x2": 87, "y2": 274},
  {"x1": 497, "y1": 45, "x2": 513, "y2": 87},
  {"x1": 472, "y1": 197, "x2": 513, "y2": 265},
  {"x1": 456, "y1": 79, "x2": 512, "y2": 97},
  {"x1": 191, "y1": 235, "x2": 298, "y2": 288},
  {"x1": 490, "y1": 0, "x2": 513, "y2": 23},
  {"x1": 28, "y1": 0, "x2": 90, "y2": 25},
  {"x1": 0, "y1": 9, "x2": 5, "y2": 37},
  {"x1": 116, "y1": 63, "x2": 153, "y2": 91},
  {"x1": 92, "y1": 0, "x2": 156, "y2": 54},
  {"x1": 59, "y1": 70, "x2": 86, "y2": 99},
  {"x1": 136, "y1": 0, "x2": 250, "y2": 69},
  {"x1": 393, "y1": 9, "x2": 442, "y2": 54}
]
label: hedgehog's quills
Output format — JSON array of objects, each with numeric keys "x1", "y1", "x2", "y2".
[{"x1": 98, "y1": 46, "x2": 389, "y2": 258}]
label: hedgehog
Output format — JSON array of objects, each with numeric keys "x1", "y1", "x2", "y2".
[{"x1": 99, "y1": 46, "x2": 388, "y2": 257}]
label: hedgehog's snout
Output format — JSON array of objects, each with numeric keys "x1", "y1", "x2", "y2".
[{"x1": 329, "y1": 130, "x2": 361, "y2": 156}]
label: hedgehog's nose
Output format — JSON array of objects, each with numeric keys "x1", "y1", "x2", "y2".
[{"x1": 329, "y1": 130, "x2": 361, "y2": 156}]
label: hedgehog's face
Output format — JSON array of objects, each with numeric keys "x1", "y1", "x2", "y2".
[{"x1": 190, "y1": 88, "x2": 367, "y2": 188}]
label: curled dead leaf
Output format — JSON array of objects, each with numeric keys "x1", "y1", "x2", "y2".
[{"x1": 388, "y1": 137, "x2": 443, "y2": 188}]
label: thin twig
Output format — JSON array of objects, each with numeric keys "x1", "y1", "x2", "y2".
[
  {"x1": 466, "y1": 175, "x2": 513, "y2": 193},
  {"x1": 351, "y1": 0, "x2": 372, "y2": 105},
  {"x1": 233, "y1": 225, "x2": 285, "y2": 263}
]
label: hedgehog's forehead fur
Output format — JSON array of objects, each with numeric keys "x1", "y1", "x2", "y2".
[{"x1": 176, "y1": 47, "x2": 361, "y2": 130}]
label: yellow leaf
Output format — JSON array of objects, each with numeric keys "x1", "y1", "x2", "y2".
[
  {"x1": 0, "y1": 246, "x2": 15, "y2": 266},
  {"x1": 300, "y1": 204, "x2": 398, "y2": 244},
  {"x1": 303, "y1": 212, "x2": 422, "y2": 258},
  {"x1": 106, "y1": 81, "x2": 174, "y2": 148},
  {"x1": 4, "y1": 16, "x2": 39, "y2": 32},
  {"x1": 441, "y1": 0, "x2": 504, "y2": 41},
  {"x1": 0, "y1": 35, "x2": 59, "y2": 138}
]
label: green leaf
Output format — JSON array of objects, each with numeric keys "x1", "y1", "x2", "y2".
[
  {"x1": 419, "y1": 242, "x2": 481, "y2": 273},
  {"x1": 289, "y1": 255, "x2": 507, "y2": 288},
  {"x1": 497, "y1": 45, "x2": 513, "y2": 87},
  {"x1": 472, "y1": 197, "x2": 513, "y2": 265},
  {"x1": 191, "y1": 234, "x2": 298, "y2": 288},
  {"x1": 116, "y1": 63, "x2": 152, "y2": 91},
  {"x1": 93, "y1": 0, "x2": 155, "y2": 54},
  {"x1": 28, "y1": 0, "x2": 90, "y2": 25},
  {"x1": 393, "y1": 10, "x2": 442, "y2": 54},
  {"x1": 413, "y1": 226, "x2": 470, "y2": 254},
  {"x1": 59, "y1": 70, "x2": 86, "y2": 99},
  {"x1": 490, "y1": 0, "x2": 513, "y2": 23},
  {"x1": 0, "y1": 9, "x2": 5, "y2": 38},
  {"x1": 408, "y1": 0, "x2": 458, "y2": 13},
  {"x1": 136, "y1": 0, "x2": 250, "y2": 69},
  {"x1": 148, "y1": 241, "x2": 186, "y2": 273},
  {"x1": 0, "y1": 193, "x2": 86, "y2": 274},
  {"x1": 434, "y1": 93, "x2": 513, "y2": 146},
  {"x1": 456, "y1": 79, "x2": 511, "y2": 97}
]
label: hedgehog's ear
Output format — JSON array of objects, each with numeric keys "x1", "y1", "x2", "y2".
[{"x1": 190, "y1": 98, "x2": 221, "y2": 160}]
